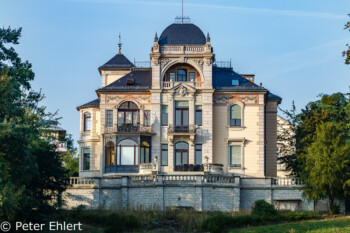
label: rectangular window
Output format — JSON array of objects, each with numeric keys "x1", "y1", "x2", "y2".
[
  {"x1": 106, "y1": 110, "x2": 113, "y2": 127},
  {"x1": 195, "y1": 105, "x2": 202, "y2": 126},
  {"x1": 144, "y1": 110, "x2": 151, "y2": 127},
  {"x1": 83, "y1": 148, "x2": 90, "y2": 170},
  {"x1": 189, "y1": 72, "x2": 196, "y2": 81},
  {"x1": 84, "y1": 113, "x2": 91, "y2": 131},
  {"x1": 170, "y1": 72, "x2": 176, "y2": 81},
  {"x1": 161, "y1": 105, "x2": 168, "y2": 126},
  {"x1": 230, "y1": 145, "x2": 241, "y2": 167},
  {"x1": 195, "y1": 144, "x2": 202, "y2": 165},
  {"x1": 161, "y1": 144, "x2": 168, "y2": 166}
]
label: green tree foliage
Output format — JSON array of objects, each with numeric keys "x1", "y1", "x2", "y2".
[
  {"x1": 301, "y1": 122, "x2": 350, "y2": 209},
  {"x1": 344, "y1": 14, "x2": 350, "y2": 65},
  {"x1": 0, "y1": 27, "x2": 69, "y2": 222},
  {"x1": 61, "y1": 134, "x2": 79, "y2": 177}
]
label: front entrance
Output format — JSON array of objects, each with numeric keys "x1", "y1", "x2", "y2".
[{"x1": 175, "y1": 142, "x2": 189, "y2": 171}]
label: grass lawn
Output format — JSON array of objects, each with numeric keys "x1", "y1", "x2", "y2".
[{"x1": 231, "y1": 216, "x2": 350, "y2": 233}]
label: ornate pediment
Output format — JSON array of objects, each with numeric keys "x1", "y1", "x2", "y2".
[{"x1": 171, "y1": 83, "x2": 196, "y2": 97}]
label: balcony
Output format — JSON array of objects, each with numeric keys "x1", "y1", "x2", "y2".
[
  {"x1": 168, "y1": 125, "x2": 196, "y2": 135},
  {"x1": 104, "y1": 124, "x2": 154, "y2": 135},
  {"x1": 175, "y1": 164, "x2": 204, "y2": 172},
  {"x1": 162, "y1": 81, "x2": 203, "y2": 89}
]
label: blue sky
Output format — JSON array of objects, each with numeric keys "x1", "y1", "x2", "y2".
[{"x1": 1, "y1": 0, "x2": 350, "y2": 145}]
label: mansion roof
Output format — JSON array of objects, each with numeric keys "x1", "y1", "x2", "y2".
[
  {"x1": 99, "y1": 53, "x2": 135, "y2": 71},
  {"x1": 158, "y1": 23, "x2": 206, "y2": 46}
]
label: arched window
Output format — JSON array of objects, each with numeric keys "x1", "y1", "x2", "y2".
[
  {"x1": 230, "y1": 105, "x2": 241, "y2": 126},
  {"x1": 117, "y1": 102, "x2": 139, "y2": 126},
  {"x1": 117, "y1": 139, "x2": 138, "y2": 165},
  {"x1": 175, "y1": 142, "x2": 189, "y2": 167},
  {"x1": 177, "y1": 69, "x2": 187, "y2": 81},
  {"x1": 105, "y1": 142, "x2": 115, "y2": 166},
  {"x1": 84, "y1": 112, "x2": 91, "y2": 131},
  {"x1": 140, "y1": 142, "x2": 151, "y2": 164}
]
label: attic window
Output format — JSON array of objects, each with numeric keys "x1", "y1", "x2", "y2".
[
  {"x1": 126, "y1": 79, "x2": 134, "y2": 86},
  {"x1": 232, "y1": 80, "x2": 239, "y2": 86}
]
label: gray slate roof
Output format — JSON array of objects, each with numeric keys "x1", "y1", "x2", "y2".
[
  {"x1": 158, "y1": 23, "x2": 206, "y2": 46},
  {"x1": 77, "y1": 99, "x2": 100, "y2": 110},
  {"x1": 213, "y1": 68, "x2": 267, "y2": 91},
  {"x1": 99, "y1": 53, "x2": 135, "y2": 70},
  {"x1": 97, "y1": 69, "x2": 152, "y2": 92}
]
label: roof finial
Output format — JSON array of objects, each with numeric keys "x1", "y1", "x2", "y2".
[
  {"x1": 118, "y1": 32, "x2": 122, "y2": 55},
  {"x1": 154, "y1": 32, "x2": 158, "y2": 42},
  {"x1": 207, "y1": 32, "x2": 211, "y2": 42}
]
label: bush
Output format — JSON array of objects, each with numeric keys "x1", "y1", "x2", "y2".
[
  {"x1": 330, "y1": 204, "x2": 340, "y2": 214},
  {"x1": 251, "y1": 200, "x2": 277, "y2": 217},
  {"x1": 104, "y1": 213, "x2": 140, "y2": 233}
]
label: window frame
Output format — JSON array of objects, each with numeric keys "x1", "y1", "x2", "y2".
[
  {"x1": 106, "y1": 110, "x2": 113, "y2": 127},
  {"x1": 161, "y1": 105, "x2": 168, "y2": 126},
  {"x1": 227, "y1": 102, "x2": 244, "y2": 128},
  {"x1": 177, "y1": 69, "x2": 187, "y2": 82},
  {"x1": 83, "y1": 148, "x2": 91, "y2": 170},
  {"x1": 189, "y1": 72, "x2": 196, "y2": 81},
  {"x1": 161, "y1": 144, "x2": 168, "y2": 166},
  {"x1": 84, "y1": 112, "x2": 91, "y2": 131},
  {"x1": 105, "y1": 142, "x2": 115, "y2": 166},
  {"x1": 144, "y1": 110, "x2": 151, "y2": 127},
  {"x1": 195, "y1": 144, "x2": 202, "y2": 165},
  {"x1": 229, "y1": 145, "x2": 242, "y2": 168},
  {"x1": 195, "y1": 105, "x2": 203, "y2": 126}
]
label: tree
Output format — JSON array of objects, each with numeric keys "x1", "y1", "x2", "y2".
[
  {"x1": 61, "y1": 134, "x2": 79, "y2": 177},
  {"x1": 301, "y1": 122, "x2": 350, "y2": 210},
  {"x1": 280, "y1": 93, "x2": 350, "y2": 177},
  {"x1": 0, "y1": 27, "x2": 69, "y2": 222},
  {"x1": 344, "y1": 14, "x2": 350, "y2": 65}
]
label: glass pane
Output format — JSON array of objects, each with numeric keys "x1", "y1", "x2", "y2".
[
  {"x1": 183, "y1": 110, "x2": 189, "y2": 126},
  {"x1": 125, "y1": 112, "x2": 132, "y2": 124},
  {"x1": 140, "y1": 147, "x2": 145, "y2": 164},
  {"x1": 132, "y1": 112, "x2": 138, "y2": 126},
  {"x1": 175, "y1": 110, "x2": 181, "y2": 126},
  {"x1": 107, "y1": 110, "x2": 113, "y2": 127},
  {"x1": 183, "y1": 152, "x2": 188, "y2": 165},
  {"x1": 170, "y1": 72, "x2": 176, "y2": 81},
  {"x1": 83, "y1": 148, "x2": 90, "y2": 154},
  {"x1": 84, "y1": 155, "x2": 90, "y2": 170},
  {"x1": 189, "y1": 72, "x2": 195, "y2": 81},
  {"x1": 118, "y1": 112, "x2": 124, "y2": 126},
  {"x1": 230, "y1": 145, "x2": 241, "y2": 166},
  {"x1": 111, "y1": 147, "x2": 115, "y2": 165},
  {"x1": 145, "y1": 148, "x2": 150, "y2": 163},
  {"x1": 177, "y1": 69, "x2": 187, "y2": 81},
  {"x1": 85, "y1": 118, "x2": 91, "y2": 131},
  {"x1": 195, "y1": 151, "x2": 202, "y2": 165},
  {"x1": 106, "y1": 147, "x2": 111, "y2": 166},
  {"x1": 121, "y1": 146, "x2": 134, "y2": 165},
  {"x1": 161, "y1": 105, "x2": 168, "y2": 126},
  {"x1": 195, "y1": 111, "x2": 202, "y2": 125},
  {"x1": 175, "y1": 101, "x2": 189, "y2": 107},
  {"x1": 161, "y1": 145, "x2": 168, "y2": 166},
  {"x1": 176, "y1": 152, "x2": 181, "y2": 166},
  {"x1": 175, "y1": 142, "x2": 188, "y2": 150},
  {"x1": 144, "y1": 110, "x2": 150, "y2": 127},
  {"x1": 230, "y1": 105, "x2": 241, "y2": 119}
]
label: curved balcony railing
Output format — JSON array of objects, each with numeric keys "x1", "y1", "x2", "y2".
[{"x1": 104, "y1": 124, "x2": 152, "y2": 134}]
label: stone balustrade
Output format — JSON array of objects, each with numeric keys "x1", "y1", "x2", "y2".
[
  {"x1": 139, "y1": 163, "x2": 154, "y2": 174},
  {"x1": 272, "y1": 177, "x2": 303, "y2": 186},
  {"x1": 160, "y1": 46, "x2": 206, "y2": 54},
  {"x1": 70, "y1": 177, "x2": 95, "y2": 186},
  {"x1": 162, "y1": 81, "x2": 204, "y2": 90}
]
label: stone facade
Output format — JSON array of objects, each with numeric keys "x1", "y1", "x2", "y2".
[{"x1": 64, "y1": 176, "x2": 317, "y2": 212}]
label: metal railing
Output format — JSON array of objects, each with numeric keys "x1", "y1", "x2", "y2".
[
  {"x1": 104, "y1": 125, "x2": 152, "y2": 134},
  {"x1": 168, "y1": 124, "x2": 196, "y2": 134}
]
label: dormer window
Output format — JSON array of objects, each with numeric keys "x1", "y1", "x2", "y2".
[
  {"x1": 126, "y1": 79, "x2": 134, "y2": 86},
  {"x1": 177, "y1": 69, "x2": 187, "y2": 82}
]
